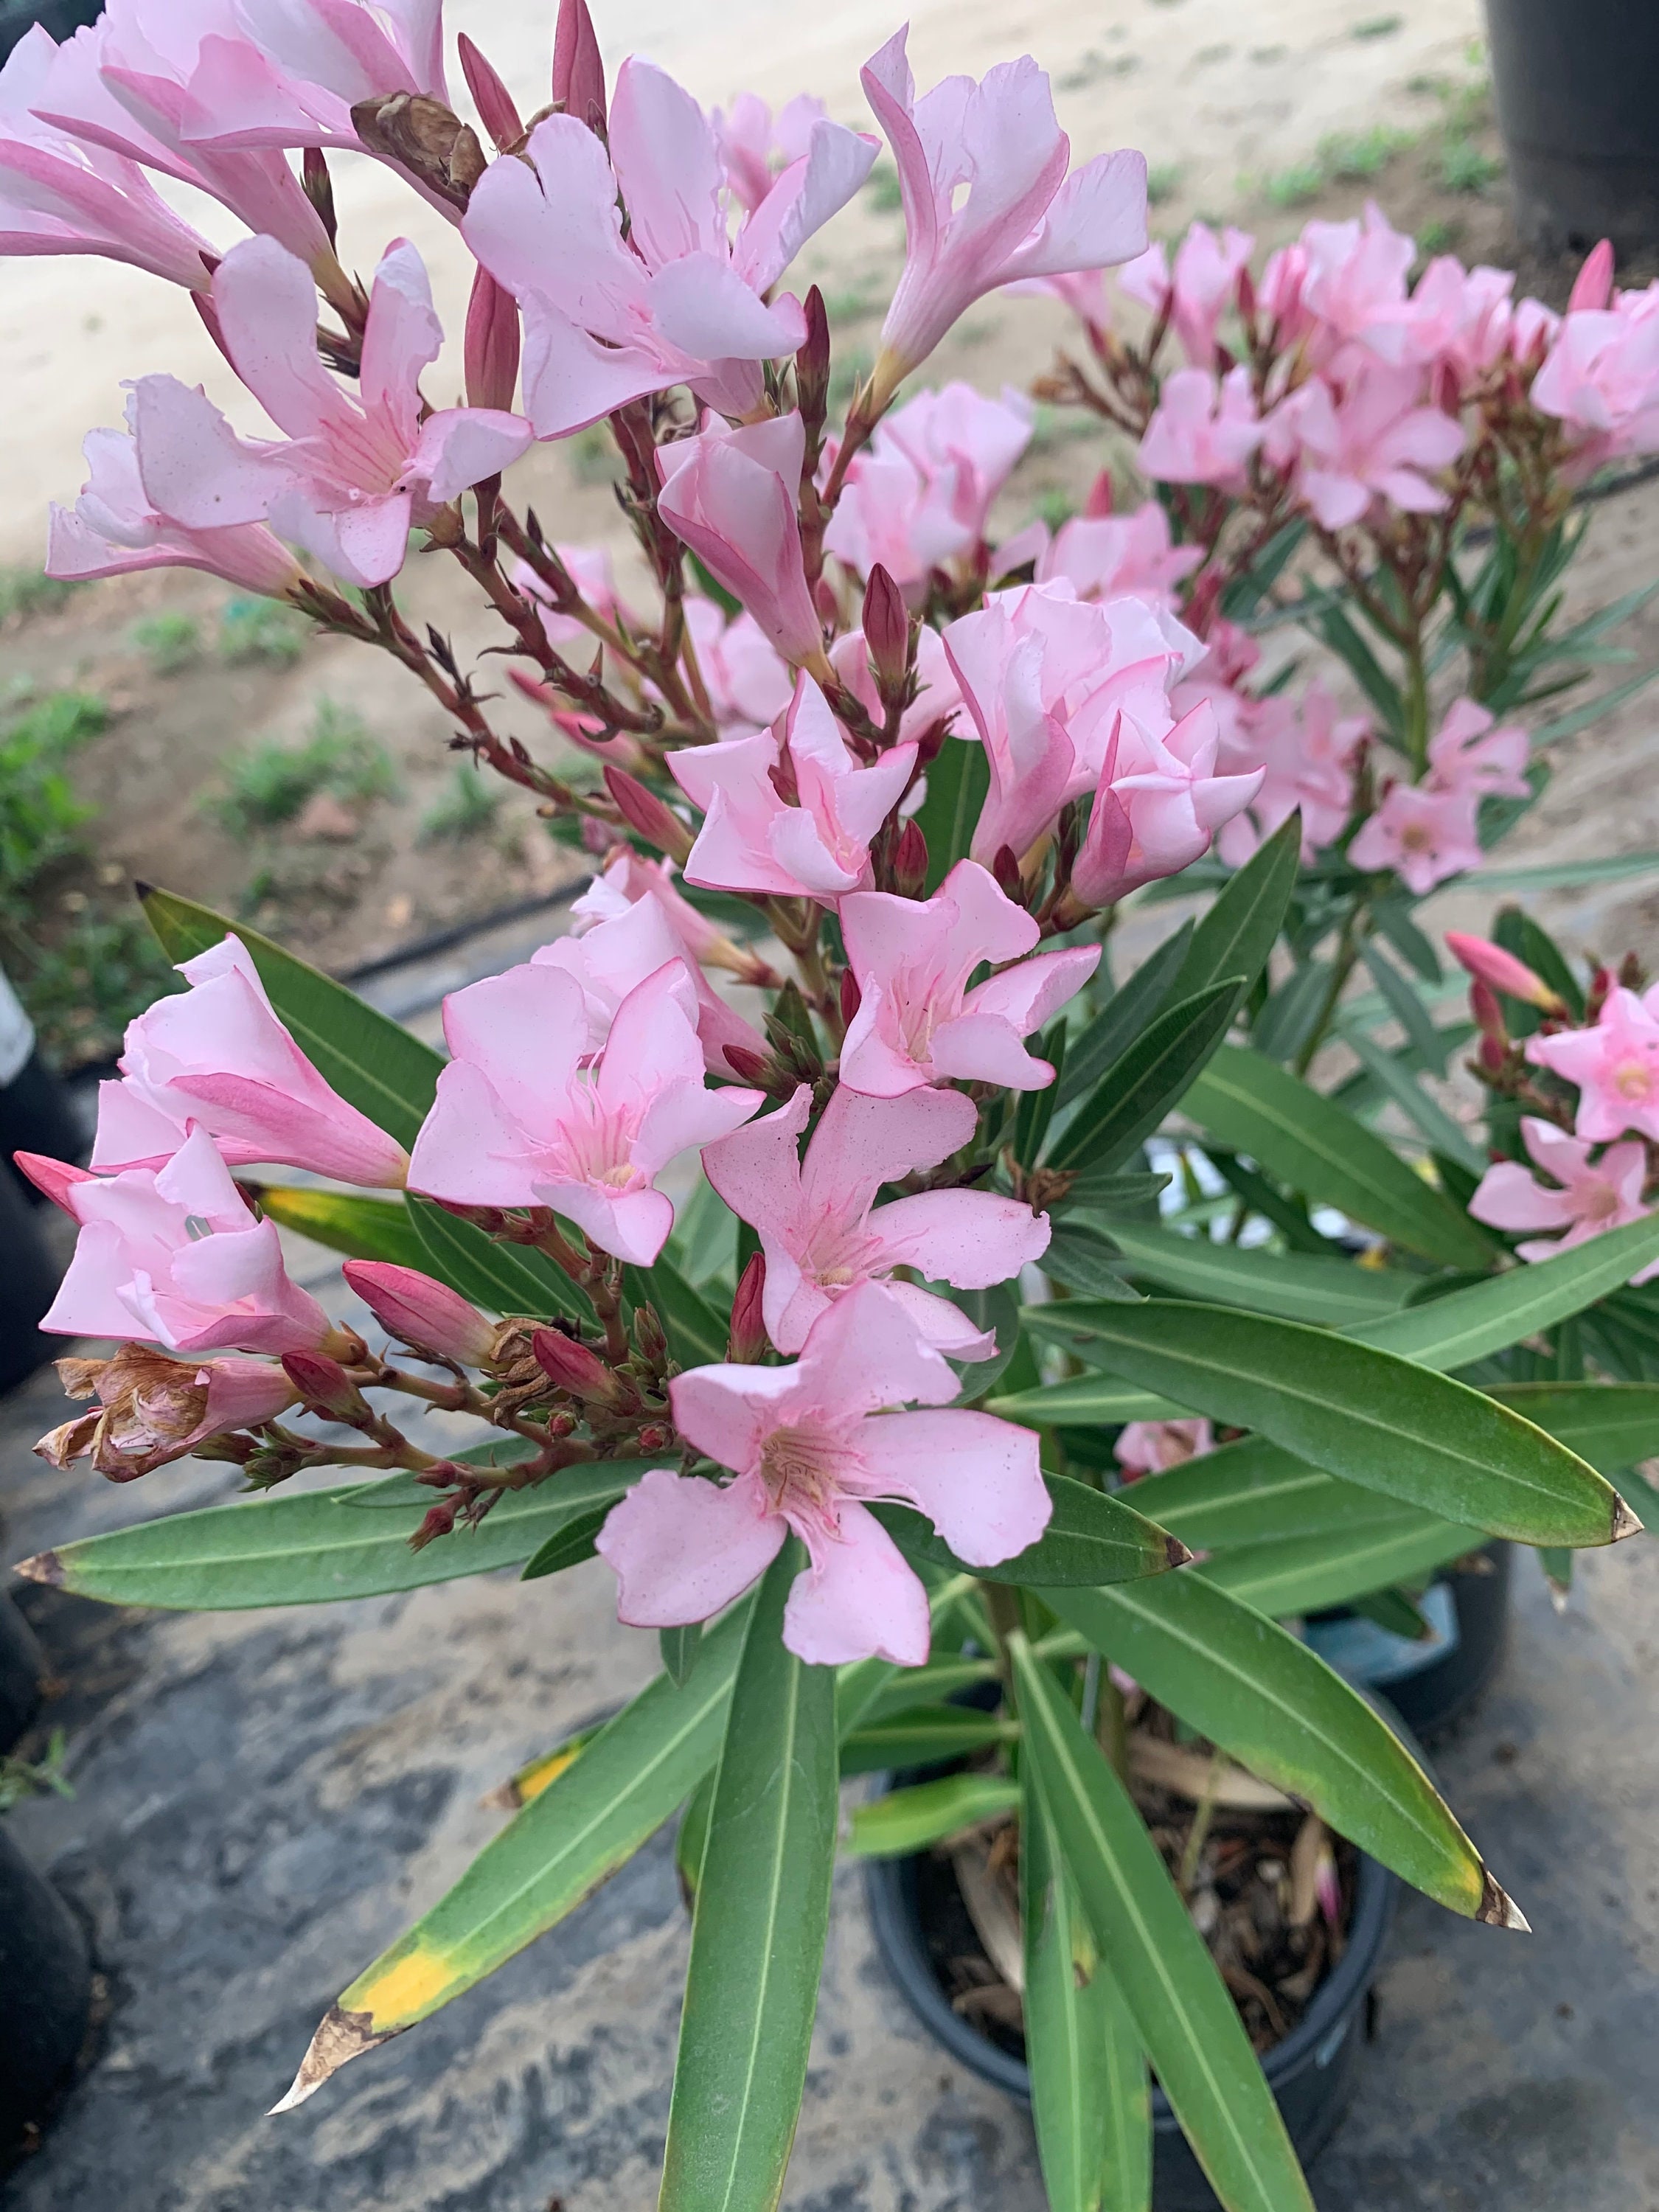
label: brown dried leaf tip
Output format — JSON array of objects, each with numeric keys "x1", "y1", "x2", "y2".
[
  {"x1": 1164, "y1": 1533, "x2": 1197, "y2": 1569},
  {"x1": 14, "y1": 1551, "x2": 64, "y2": 1587},
  {"x1": 1609, "y1": 1492, "x2": 1645, "y2": 1543},
  {"x1": 268, "y1": 2004, "x2": 397, "y2": 2115},
  {"x1": 1476, "y1": 1871, "x2": 1531, "y2": 1933}
]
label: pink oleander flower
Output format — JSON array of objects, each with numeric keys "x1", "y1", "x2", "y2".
[
  {"x1": 36, "y1": 1342, "x2": 299, "y2": 1483},
  {"x1": 1347, "y1": 782, "x2": 1481, "y2": 896},
  {"x1": 679, "y1": 598, "x2": 795, "y2": 734},
  {"x1": 532, "y1": 889, "x2": 768, "y2": 1079},
  {"x1": 341, "y1": 1261, "x2": 496, "y2": 1366},
  {"x1": 169, "y1": 0, "x2": 450, "y2": 155},
  {"x1": 656, "y1": 415, "x2": 826, "y2": 672},
  {"x1": 1404, "y1": 255, "x2": 1516, "y2": 380},
  {"x1": 668, "y1": 674, "x2": 917, "y2": 902},
  {"x1": 1009, "y1": 265, "x2": 1111, "y2": 348},
  {"x1": 0, "y1": 27, "x2": 216, "y2": 285},
  {"x1": 1118, "y1": 222, "x2": 1254, "y2": 366},
  {"x1": 1425, "y1": 698, "x2": 1530, "y2": 799},
  {"x1": 1138, "y1": 365, "x2": 1263, "y2": 489},
  {"x1": 860, "y1": 27, "x2": 1146, "y2": 399},
  {"x1": 942, "y1": 582, "x2": 1203, "y2": 866},
  {"x1": 1468, "y1": 1116, "x2": 1656, "y2": 1276},
  {"x1": 702, "y1": 1081, "x2": 1050, "y2": 1355},
  {"x1": 124, "y1": 234, "x2": 532, "y2": 591},
  {"x1": 1071, "y1": 698, "x2": 1262, "y2": 908},
  {"x1": 19, "y1": 1126, "x2": 338, "y2": 1355},
  {"x1": 595, "y1": 1281, "x2": 1051, "y2": 1665},
  {"x1": 1216, "y1": 681, "x2": 1368, "y2": 864},
  {"x1": 1445, "y1": 932, "x2": 1564, "y2": 1013},
  {"x1": 1172, "y1": 616, "x2": 1265, "y2": 768},
  {"x1": 573, "y1": 846, "x2": 774, "y2": 984},
  {"x1": 1527, "y1": 987, "x2": 1659, "y2": 1144},
  {"x1": 840, "y1": 858, "x2": 1099, "y2": 1096},
  {"x1": 1298, "y1": 204, "x2": 1418, "y2": 365},
  {"x1": 462, "y1": 58, "x2": 874, "y2": 434},
  {"x1": 827, "y1": 620, "x2": 963, "y2": 746},
  {"x1": 1265, "y1": 358, "x2": 1464, "y2": 529},
  {"x1": 1531, "y1": 288, "x2": 1659, "y2": 478},
  {"x1": 1034, "y1": 499, "x2": 1203, "y2": 610},
  {"x1": 407, "y1": 959, "x2": 763, "y2": 1265},
  {"x1": 91, "y1": 936, "x2": 408, "y2": 1186},
  {"x1": 824, "y1": 382, "x2": 1034, "y2": 591},
  {"x1": 712, "y1": 89, "x2": 827, "y2": 213},
  {"x1": 1114, "y1": 1416, "x2": 1214, "y2": 1479},
  {"x1": 46, "y1": 414, "x2": 302, "y2": 597},
  {"x1": 32, "y1": 8, "x2": 337, "y2": 271}
]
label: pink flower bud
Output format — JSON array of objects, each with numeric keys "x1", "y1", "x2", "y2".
[
  {"x1": 342, "y1": 1261, "x2": 496, "y2": 1366},
  {"x1": 603, "y1": 766, "x2": 695, "y2": 864},
  {"x1": 553, "y1": 0, "x2": 608, "y2": 128},
  {"x1": 728, "y1": 1253, "x2": 768, "y2": 1363},
  {"x1": 532, "y1": 1327, "x2": 627, "y2": 1407},
  {"x1": 464, "y1": 267, "x2": 521, "y2": 415},
  {"x1": 862, "y1": 565, "x2": 910, "y2": 695},
  {"x1": 1568, "y1": 238, "x2": 1615, "y2": 314},
  {"x1": 280, "y1": 1352, "x2": 364, "y2": 1419},
  {"x1": 891, "y1": 818, "x2": 929, "y2": 900},
  {"x1": 1446, "y1": 932, "x2": 1565, "y2": 1015},
  {"x1": 458, "y1": 34, "x2": 524, "y2": 150}
]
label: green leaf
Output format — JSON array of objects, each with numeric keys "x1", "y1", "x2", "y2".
[
  {"x1": 1530, "y1": 661, "x2": 1659, "y2": 745},
  {"x1": 1313, "y1": 604, "x2": 1404, "y2": 737},
  {"x1": 1046, "y1": 980, "x2": 1244, "y2": 1175},
  {"x1": 410, "y1": 1195, "x2": 591, "y2": 1323},
  {"x1": 913, "y1": 736, "x2": 990, "y2": 893},
  {"x1": 1487, "y1": 1381, "x2": 1659, "y2": 1472},
  {"x1": 1125, "y1": 1436, "x2": 1402, "y2": 1552},
  {"x1": 518, "y1": 1498, "x2": 615, "y2": 1580},
  {"x1": 245, "y1": 1183, "x2": 427, "y2": 1270},
  {"x1": 1016, "y1": 1021, "x2": 1068, "y2": 1167},
  {"x1": 1251, "y1": 960, "x2": 1331, "y2": 1065},
  {"x1": 1357, "y1": 939, "x2": 1447, "y2": 1071},
  {"x1": 838, "y1": 1706, "x2": 1018, "y2": 1778},
  {"x1": 141, "y1": 887, "x2": 439, "y2": 1149},
  {"x1": 1057, "y1": 922, "x2": 1194, "y2": 1111},
  {"x1": 297, "y1": 1600, "x2": 751, "y2": 2079},
  {"x1": 987, "y1": 1375, "x2": 1189, "y2": 1426},
  {"x1": 1472, "y1": 849, "x2": 1659, "y2": 892},
  {"x1": 1019, "y1": 1301, "x2": 1627, "y2": 1547},
  {"x1": 1336, "y1": 1023, "x2": 1486, "y2": 1175},
  {"x1": 1098, "y1": 1222, "x2": 1412, "y2": 1327},
  {"x1": 625, "y1": 1252, "x2": 728, "y2": 1367},
  {"x1": 874, "y1": 1474, "x2": 1186, "y2": 1589},
  {"x1": 661, "y1": 1621, "x2": 703, "y2": 1688},
  {"x1": 1040, "y1": 1225, "x2": 1142, "y2": 1301},
  {"x1": 1053, "y1": 1169, "x2": 1172, "y2": 1217},
  {"x1": 24, "y1": 1455, "x2": 652, "y2": 1610},
  {"x1": 844, "y1": 1772, "x2": 1021, "y2": 1857},
  {"x1": 661, "y1": 1543, "x2": 838, "y2": 2212},
  {"x1": 1022, "y1": 1771, "x2": 1151, "y2": 2212},
  {"x1": 1181, "y1": 1046, "x2": 1492, "y2": 1266},
  {"x1": 1169, "y1": 812, "x2": 1301, "y2": 1007},
  {"x1": 1011, "y1": 1637, "x2": 1315, "y2": 2212},
  {"x1": 1203, "y1": 1517, "x2": 1481, "y2": 1618},
  {"x1": 855, "y1": 1655, "x2": 1000, "y2": 1726},
  {"x1": 1050, "y1": 1576, "x2": 1499, "y2": 1919}
]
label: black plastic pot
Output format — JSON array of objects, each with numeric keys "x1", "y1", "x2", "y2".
[
  {"x1": 1484, "y1": 0, "x2": 1659, "y2": 256},
  {"x1": 865, "y1": 1805, "x2": 1397, "y2": 2209},
  {"x1": 0, "y1": 1828, "x2": 91, "y2": 2149},
  {"x1": 0, "y1": 0, "x2": 103, "y2": 64},
  {"x1": 0, "y1": 1595, "x2": 45, "y2": 1753},
  {"x1": 1304, "y1": 1544, "x2": 1512, "y2": 1741},
  {"x1": 0, "y1": 1153, "x2": 61, "y2": 1397},
  {"x1": 0, "y1": 1048, "x2": 86, "y2": 1206}
]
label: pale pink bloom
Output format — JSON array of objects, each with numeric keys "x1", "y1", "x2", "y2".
[
  {"x1": 572, "y1": 845, "x2": 772, "y2": 982},
  {"x1": 513, "y1": 541, "x2": 621, "y2": 650},
  {"x1": 861, "y1": 27, "x2": 1146, "y2": 393},
  {"x1": 173, "y1": 0, "x2": 450, "y2": 154},
  {"x1": 1034, "y1": 501, "x2": 1204, "y2": 610},
  {"x1": 1259, "y1": 240, "x2": 1312, "y2": 349},
  {"x1": 125, "y1": 235, "x2": 531, "y2": 591},
  {"x1": 596, "y1": 1281, "x2": 1051, "y2": 1665},
  {"x1": 703, "y1": 1082, "x2": 1050, "y2": 1355},
  {"x1": 1404, "y1": 256, "x2": 1515, "y2": 380},
  {"x1": 532, "y1": 891, "x2": 767, "y2": 1079},
  {"x1": 840, "y1": 858, "x2": 1099, "y2": 1096},
  {"x1": 341, "y1": 1260, "x2": 496, "y2": 1366},
  {"x1": 827, "y1": 621, "x2": 963, "y2": 746},
  {"x1": 712, "y1": 89, "x2": 827, "y2": 213},
  {"x1": 463, "y1": 59, "x2": 874, "y2": 434},
  {"x1": 1215, "y1": 681, "x2": 1367, "y2": 864},
  {"x1": 669, "y1": 675, "x2": 917, "y2": 902},
  {"x1": 38, "y1": 1343, "x2": 297, "y2": 1482},
  {"x1": 1298, "y1": 205, "x2": 1418, "y2": 364},
  {"x1": 1527, "y1": 987, "x2": 1659, "y2": 1144},
  {"x1": 1072, "y1": 698, "x2": 1262, "y2": 908},
  {"x1": 1445, "y1": 931, "x2": 1561, "y2": 1012},
  {"x1": 1531, "y1": 292, "x2": 1659, "y2": 477},
  {"x1": 1008, "y1": 266, "x2": 1111, "y2": 347},
  {"x1": 90, "y1": 934, "x2": 409, "y2": 1187},
  {"x1": 1468, "y1": 1116, "x2": 1655, "y2": 1276},
  {"x1": 1425, "y1": 698, "x2": 1529, "y2": 799},
  {"x1": 46, "y1": 417, "x2": 300, "y2": 597},
  {"x1": 407, "y1": 960, "x2": 763, "y2": 1265},
  {"x1": 1266, "y1": 358, "x2": 1464, "y2": 529},
  {"x1": 32, "y1": 9, "x2": 335, "y2": 268},
  {"x1": 1138, "y1": 365, "x2": 1263, "y2": 489},
  {"x1": 1171, "y1": 616, "x2": 1265, "y2": 768},
  {"x1": 1119, "y1": 222, "x2": 1254, "y2": 366},
  {"x1": 941, "y1": 583, "x2": 1203, "y2": 865},
  {"x1": 824, "y1": 382, "x2": 1034, "y2": 590},
  {"x1": 20, "y1": 1126, "x2": 335, "y2": 1355},
  {"x1": 657, "y1": 414, "x2": 825, "y2": 670},
  {"x1": 0, "y1": 27, "x2": 215, "y2": 286},
  {"x1": 1347, "y1": 782, "x2": 1481, "y2": 895},
  {"x1": 1114, "y1": 1416, "x2": 1214, "y2": 1479},
  {"x1": 679, "y1": 597, "x2": 795, "y2": 734}
]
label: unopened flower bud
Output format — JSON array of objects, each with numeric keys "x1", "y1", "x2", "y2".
[
  {"x1": 532, "y1": 1326, "x2": 627, "y2": 1407},
  {"x1": 343, "y1": 1260, "x2": 496, "y2": 1366},
  {"x1": 796, "y1": 285, "x2": 830, "y2": 426},
  {"x1": 839, "y1": 965, "x2": 862, "y2": 1031},
  {"x1": 552, "y1": 0, "x2": 608, "y2": 129},
  {"x1": 728, "y1": 1252, "x2": 768, "y2": 1363},
  {"x1": 464, "y1": 266, "x2": 521, "y2": 414},
  {"x1": 992, "y1": 843, "x2": 1026, "y2": 905},
  {"x1": 1446, "y1": 932, "x2": 1565, "y2": 1015},
  {"x1": 300, "y1": 147, "x2": 338, "y2": 248},
  {"x1": 1083, "y1": 468, "x2": 1114, "y2": 520},
  {"x1": 281, "y1": 1352, "x2": 366, "y2": 1419},
  {"x1": 862, "y1": 564, "x2": 910, "y2": 697},
  {"x1": 1568, "y1": 237, "x2": 1615, "y2": 314},
  {"x1": 632, "y1": 1303, "x2": 669, "y2": 1368},
  {"x1": 636, "y1": 1422, "x2": 673, "y2": 1453},
  {"x1": 603, "y1": 766, "x2": 695, "y2": 863},
  {"x1": 891, "y1": 818, "x2": 928, "y2": 900},
  {"x1": 723, "y1": 1043, "x2": 778, "y2": 1086},
  {"x1": 457, "y1": 32, "x2": 524, "y2": 150}
]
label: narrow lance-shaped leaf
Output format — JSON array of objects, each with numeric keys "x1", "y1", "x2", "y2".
[
  {"x1": 1046, "y1": 979, "x2": 1244, "y2": 1176},
  {"x1": 661, "y1": 1542, "x2": 838, "y2": 2212},
  {"x1": 1011, "y1": 1636, "x2": 1316, "y2": 2212},
  {"x1": 271, "y1": 1595, "x2": 754, "y2": 2110},
  {"x1": 872, "y1": 1472, "x2": 1189, "y2": 1589},
  {"x1": 838, "y1": 1705, "x2": 1017, "y2": 1778},
  {"x1": 411, "y1": 1194, "x2": 592, "y2": 1324},
  {"x1": 243, "y1": 1183, "x2": 428, "y2": 1270},
  {"x1": 1169, "y1": 810, "x2": 1301, "y2": 1006},
  {"x1": 913, "y1": 731, "x2": 990, "y2": 892},
  {"x1": 1201, "y1": 1514, "x2": 1483, "y2": 1621},
  {"x1": 1098, "y1": 1221, "x2": 1411, "y2": 1328},
  {"x1": 844, "y1": 1772, "x2": 1022, "y2": 1857},
  {"x1": 1056, "y1": 920, "x2": 1194, "y2": 1111}
]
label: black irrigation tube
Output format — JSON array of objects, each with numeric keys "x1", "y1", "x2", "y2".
[{"x1": 338, "y1": 880, "x2": 582, "y2": 988}]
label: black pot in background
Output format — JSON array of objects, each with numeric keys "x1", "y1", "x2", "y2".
[
  {"x1": 0, "y1": 0, "x2": 103, "y2": 65},
  {"x1": 0, "y1": 1159, "x2": 61, "y2": 1397},
  {"x1": 0, "y1": 1828, "x2": 91, "y2": 2151},
  {"x1": 0, "y1": 1595, "x2": 45, "y2": 1753},
  {"x1": 1, "y1": 1047, "x2": 88, "y2": 1204},
  {"x1": 1304, "y1": 1545, "x2": 1512, "y2": 1742},
  {"x1": 865, "y1": 1799, "x2": 1397, "y2": 2211},
  {"x1": 1484, "y1": 0, "x2": 1659, "y2": 256}
]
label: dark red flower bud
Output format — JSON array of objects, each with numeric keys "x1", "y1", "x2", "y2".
[
  {"x1": 1084, "y1": 468, "x2": 1114, "y2": 520},
  {"x1": 280, "y1": 1352, "x2": 364, "y2": 1419},
  {"x1": 728, "y1": 1252, "x2": 768, "y2": 1363},
  {"x1": 839, "y1": 965, "x2": 862, "y2": 1030},
  {"x1": 552, "y1": 0, "x2": 607, "y2": 129},
  {"x1": 724, "y1": 1043, "x2": 776, "y2": 1085},
  {"x1": 796, "y1": 285, "x2": 830, "y2": 422},
  {"x1": 862, "y1": 564, "x2": 910, "y2": 695},
  {"x1": 464, "y1": 265, "x2": 521, "y2": 413},
  {"x1": 891, "y1": 817, "x2": 928, "y2": 900},
  {"x1": 603, "y1": 765, "x2": 693, "y2": 862},
  {"x1": 458, "y1": 32, "x2": 524, "y2": 148},
  {"x1": 992, "y1": 844, "x2": 1026, "y2": 905},
  {"x1": 636, "y1": 1422, "x2": 674, "y2": 1454},
  {"x1": 532, "y1": 1326, "x2": 625, "y2": 1407}
]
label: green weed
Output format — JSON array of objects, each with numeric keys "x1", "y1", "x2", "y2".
[
  {"x1": 219, "y1": 596, "x2": 309, "y2": 666},
  {"x1": 206, "y1": 698, "x2": 399, "y2": 835},
  {"x1": 419, "y1": 763, "x2": 503, "y2": 844},
  {"x1": 132, "y1": 611, "x2": 201, "y2": 675}
]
